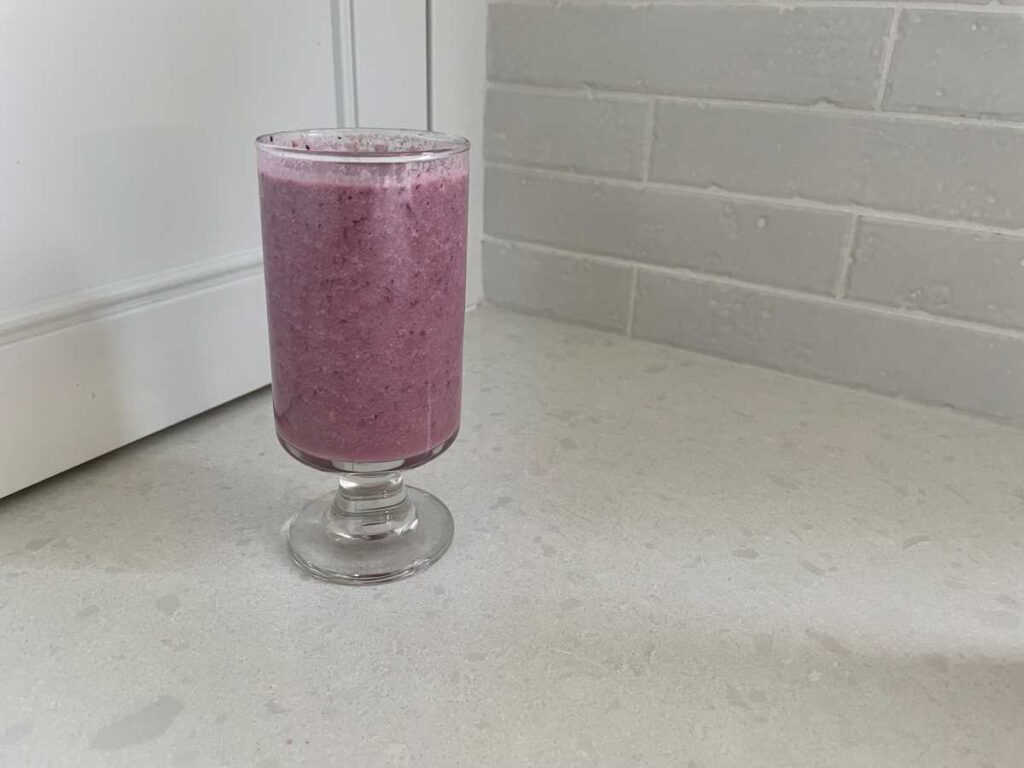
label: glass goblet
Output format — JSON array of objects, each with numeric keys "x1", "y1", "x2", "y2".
[{"x1": 255, "y1": 128, "x2": 469, "y2": 584}]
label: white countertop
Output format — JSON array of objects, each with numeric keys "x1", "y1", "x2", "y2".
[{"x1": 2, "y1": 307, "x2": 1022, "y2": 767}]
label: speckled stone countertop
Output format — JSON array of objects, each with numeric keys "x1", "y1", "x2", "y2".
[{"x1": 2, "y1": 307, "x2": 1023, "y2": 767}]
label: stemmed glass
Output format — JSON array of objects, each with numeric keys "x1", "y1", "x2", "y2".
[{"x1": 255, "y1": 128, "x2": 469, "y2": 584}]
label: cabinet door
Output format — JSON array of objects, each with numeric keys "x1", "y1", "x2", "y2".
[{"x1": 0, "y1": 0, "x2": 433, "y2": 497}]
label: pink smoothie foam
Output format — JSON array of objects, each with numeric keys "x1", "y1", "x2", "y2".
[{"x1": 257, "y1": 136, "x2": 468, "y2": 465}]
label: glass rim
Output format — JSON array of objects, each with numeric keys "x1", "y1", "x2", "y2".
[{"x1": 255, "y1": 127, "x2": 470, "y2": 164}]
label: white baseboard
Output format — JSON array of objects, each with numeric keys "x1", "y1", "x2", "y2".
[{"x1": 0, "y1": 254, "x2": 270, "y2": 498}]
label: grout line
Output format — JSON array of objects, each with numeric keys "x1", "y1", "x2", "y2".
[
  {"x1": 640, "y1": 98, "x2": 657, "y2": 183},
  {"x1": 486, "y1": 161, "x2": 1024, "y2": 238},
  {"x1": 481, "y1": 234, "x2": 1024, "y2": 342},
  {"x1": 486, "y1": 81, "x2": 1024, "y2": 133},
  {"x1": 874, "y1": 8, "x2": 902, "y2": 111},
  {"x1": 625, "y1": 267, "x2": 639, "y2": 335},
  {"x1": 488, "y1": 81, "x2": 650, "y2": 103},
  {"x1": 834, "y1": 216, "x2": 860, "y2": 298},
  {"x1": 495, "y1": 1, "x2": 1024, "y2": 14}
]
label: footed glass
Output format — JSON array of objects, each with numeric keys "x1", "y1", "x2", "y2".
[{"x1": 255, "y1": 128, "x2": 469, "y2": 584}]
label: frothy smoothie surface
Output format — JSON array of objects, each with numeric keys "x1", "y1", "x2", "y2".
[{"x1": 257, "y1": 136, "x2": 468, "y2": 464}]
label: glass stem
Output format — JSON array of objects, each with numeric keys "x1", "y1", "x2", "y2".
[{"x1": 325, "y1": 472, "x2": 417, "y2": 541}]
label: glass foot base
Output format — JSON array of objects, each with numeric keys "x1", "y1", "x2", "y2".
[{"x1": 287, "y1": 486, "x2": 454, "y2": 585}]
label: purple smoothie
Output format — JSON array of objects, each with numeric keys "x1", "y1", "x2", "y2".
[{"x1": 256, "y1": 132, "x2": 469, "y2": 466}]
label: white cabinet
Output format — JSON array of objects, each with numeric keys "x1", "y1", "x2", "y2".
[{"x1": 0, "y1": 0, "x2": 482, "y2": 497}]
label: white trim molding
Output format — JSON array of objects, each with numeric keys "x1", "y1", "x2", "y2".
[
  {"x1": 331, "y1": 0, "x2": 359, "y2": 127},
  {"x1": 347, "y1": 0, "x2": 429, "y2": 130},
  {"x1": 0, "y1": 251, "x2": 263, "y2": 347},
  {"x1": 429, "y1": 0, "x2": 487, "y2": 306},
  {"x1": 0, "y1": 260, "x2": 269, "y2": 498}
]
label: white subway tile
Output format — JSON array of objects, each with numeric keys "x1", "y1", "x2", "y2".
[
  {"x1": 885, "y1": 11, "x2": 1024, "y2": 121},
  {"x1": 482, "y1": 239, "x2": 633, "y2": 331},
  {"x1": 651, "y1": 102, "x2": 1024, "y2": 228},
  {"x1": 485, "y1": 88, "x2": 648, "y2": 179},
  {"x1": 484, "y1": 166, "x2": 849, "y2": 293},
  {"x1": 848, "y1": 219, "x2": 1024, "y2": 331},
  {"x1": 633, "y1": 270, "x2": 1024, "y2": 424},
  {"x1": 488, "y1": 4, "x2": 890, "y2": 108}
]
